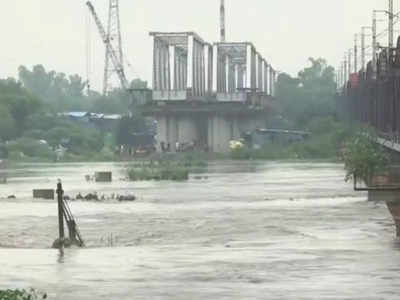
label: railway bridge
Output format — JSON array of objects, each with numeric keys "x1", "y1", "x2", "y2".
[{"x1": 339, "y1": 35, "x2": 400, "y2": 237}]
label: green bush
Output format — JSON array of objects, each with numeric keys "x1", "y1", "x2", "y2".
[
  {"x1": 342, "y1": 132, "x2": 389, "y2": 183},
  {"x1": 6, "y1": 138, "x2": 54, "y2": 159},
  {"x1": 0, "y1": 289, "x2": 47, "y2": 300},
  {"x1": 127, "y1": 162, "x2": 189, "y2": 181}
]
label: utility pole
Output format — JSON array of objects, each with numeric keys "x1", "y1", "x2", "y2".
[
  {"x1": 372, "y1": 11, "x2": 377, "y2": 71},
  {"x1": 348, "y1": 50, "x2": 352, "y2": 77},
  {"x1": 56, "y1": 180, "x2": 65, "y2": 250},
  {"x1": 220, "y1": 0, "x2": 226, "y2": 42},
  {"x1": 361, "y1": 26, "x2": 371, "y2": 73},
  {"x1": 389, "y1": 0, "x2": 394, "y2": 48},
  {"x1": 354, "y1": 34, "x2": 358, "y2": 73},
  {"x1": 344, "y1": 56, "x2": 348, "y2": 85},
  {"x1": 103, "y1": 0, "x2": 124, "y2": 95}
]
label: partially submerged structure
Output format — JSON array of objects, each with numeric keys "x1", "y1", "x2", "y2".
[{"x1": 144, "y1": 32, "x2": 278, "y2": 153}]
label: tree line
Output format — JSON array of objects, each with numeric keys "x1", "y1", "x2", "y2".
[{"x1": 0, "y1": 65, "x2": 148, "y2": 159}]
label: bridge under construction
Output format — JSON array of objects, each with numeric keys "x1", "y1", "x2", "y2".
[
  {"x1": 144, "y1": 31, "x2": 277, "y2": 153},
  {"x1": 87, "y1": 0, "x2": 278, "y2": 153}
]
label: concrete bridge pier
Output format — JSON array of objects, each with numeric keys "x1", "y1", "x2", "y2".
[
  {"x1": 367, "y1": 168, "x2": 400, "y2": 237},
  {"x1": 152, "y1": 109, "x2": 267, "y2": 153}
]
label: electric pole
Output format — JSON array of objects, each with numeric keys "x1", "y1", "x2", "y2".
[
  {"x1": 354, "y1": 34, "x2": 358, "y2": 73},
  {"x1": 361, "y1": 26, "x2": 370, "y2": 73},
  {"x1": 348, "y1": 50, "x2": 352, "y2": 77},
  {"x1": 220, "y1": 0, "x2": 226, "y2": 42},
  {"x1": 103, "y1": 0, "x2": 124, "y2": 95},
  {"x1": 389, "y1": 0, "x2": 394, "y2": 48},
  {"x1": 372, "y1": 11, "x2": 377, "y2": 71}
]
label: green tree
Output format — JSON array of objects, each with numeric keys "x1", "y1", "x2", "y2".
[
  {"x1": 276, "y1": 58, "x2": 336, "y2": 128},
  {"x1": 0, "y1": 78, "x2": 41, "y2": 135},
  {"x1": 115, "y1": 114, "x2": 148, "y2": 145},
  {"x1": 0, "y1": 105, "x2": 17, "y2": 141},
  {"x1": 18, "y1": 65, "x2": 88, "y2": 112}
]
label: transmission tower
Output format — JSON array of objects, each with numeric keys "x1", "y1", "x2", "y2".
[{"x1": 103, "y1": 0, "x2": 124, "y2": 95}]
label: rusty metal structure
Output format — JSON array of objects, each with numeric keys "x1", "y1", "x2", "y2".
[{"x1": 339, "y1": 36, "x2": 400, "y2": 141}]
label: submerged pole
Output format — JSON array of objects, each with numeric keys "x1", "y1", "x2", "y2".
[{"x1": 57, "y1": 180, "x2": 65, "y2": 243}]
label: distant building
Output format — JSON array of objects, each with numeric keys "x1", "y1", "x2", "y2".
[{"x1": 58, "y1": 112, "x2": 122, "y2": 132}]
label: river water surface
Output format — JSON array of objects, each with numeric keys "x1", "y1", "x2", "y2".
[{"x1": 0, "y1": 161, "x2": 399, "y2": 299}]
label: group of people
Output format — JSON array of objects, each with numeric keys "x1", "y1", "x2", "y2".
[
  {"x1": 160, "y1": 140, "x2": 197, "y2": 153},
  {"x1": 115, "y1": 144, "x2": 157, "y2": 157}
]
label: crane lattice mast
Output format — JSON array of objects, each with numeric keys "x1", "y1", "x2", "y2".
[
  {"x1": 220, "y1": 0, "x2": 226, "y2": 42},
  {"x1": 86, "y1": 1, "x2": 128, "y2": 94}
]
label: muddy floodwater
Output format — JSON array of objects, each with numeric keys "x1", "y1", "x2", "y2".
[{"x1": 0, "y1": 161, "x2": 400, "y2": 299}]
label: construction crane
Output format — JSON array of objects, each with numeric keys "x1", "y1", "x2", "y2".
[
  {"x1": 86, "y1": 1, "x2": 129, "y2": 94},
  {"x1": 220, "y1": 0, "x2": 226, "y2": 42}
]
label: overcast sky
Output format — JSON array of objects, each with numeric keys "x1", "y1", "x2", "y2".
[{"x1": 0, "y1": 0, "x2": 397, "y2": 91}]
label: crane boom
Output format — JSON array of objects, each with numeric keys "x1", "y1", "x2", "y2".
[{"x1": 86, "y1": 1, "x2": 129, "y2": 92}]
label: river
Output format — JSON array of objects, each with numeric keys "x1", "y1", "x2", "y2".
[{"x1": 0, "y1": 161, "x2": 399, "y2": 299}]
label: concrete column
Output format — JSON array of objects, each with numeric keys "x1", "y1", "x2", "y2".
[
  {"x1": 258, "y1": 57, "x2": 263, "y2": 91},
  {"x1": 213, "y1": 115, "x2": 232, "y2": 153},
  {"x1": 177, "y1": 51, "x2": 182, "y2": 90},
  {"x1": 246, "y1": 44, "x2": 252, "y2": 89},
  {"x1": 166, "y1": 117, "x2": 178, "y2": 152},
  {"x1": 261, "y1": 60, "x2": 266, "y2": 93},
  {"x1": 264, "y1": 62, "x2": 268, "y2": 93},
  {"x1": 251, "y1": 49, "x2": 256, "y2": 89},
  {"x1": 187, "y1": 35, "x2": 194, "y2": 92},
  {"x1": 268, "y1": 65, "x2": 272, "y2": 96},
  {"x1": 207, "y1": 116, "x2": 214, "y2": 152},
  {"x1": 178, "y1": 53, "x2": 184, "y2": 90},
  {"x1": 159, "y1": 44, "x2": 164, "y2": 90},
  {"x1": 161, "y1": 45, "x2": 168, "y2": 90},
  {"x1": 152, "y1": 36, "x2": 158, "y2": 90},
  {"x1": 255, "y1": 53, "x2": 259, "y2": 91},
  {"x1": 178, "y1": 117, "x2": 198, "y2": 144},
  {"x1": 204, "y1": 45, "x2": 209, "y2": 93},
  {"x1": 166, "y1": 46, "x2": 171, "y2": 90},
  {"x1": 225, "y1": 55, "x2": 230, "y2": 93},
  {"x1": 183, "y1": 55, "x2": 187, "y2": 90},
  {"x1": 156, "y1": 116, "x2": 167, "y2": 151},
  {"x1": 212, "y1": 44, "x2": 218, "y2": 93},
  {"x1": 169, "y1": 45, "x2": 175, "y2": 90},
  {"x1": 271, "y1": 69, "x2": 275, "y2": 96},
  {"x1": 234, "y1": 64, "x2": 239, "y2": 90},
  {"x1": 193, "y1": 41, "x2": 198, "y2": 96},
  {"x1": 207, "y1": 47, "x2": 213, "y2": 94}
]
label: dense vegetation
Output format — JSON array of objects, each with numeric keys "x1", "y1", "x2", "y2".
[
  {"x1": 342, "y1": 130, "x2": 389, "y2": 183},
  {"x1": 0, "y1": 59, "x2": 352, "y2": 162},
  {"x1": 232, "y1": 58, "x2": 352, "y2": 160},
  {"x1": 0, "y1": 289, "x2": 47, "y2": 300},
  {"x1": 0, "y1": 65, "x2": 148, "y2": 161}
]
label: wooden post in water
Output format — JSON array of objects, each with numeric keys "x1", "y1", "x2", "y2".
[{"x1": 56, "y1": 180, "x2": 65, "y2": 245}]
